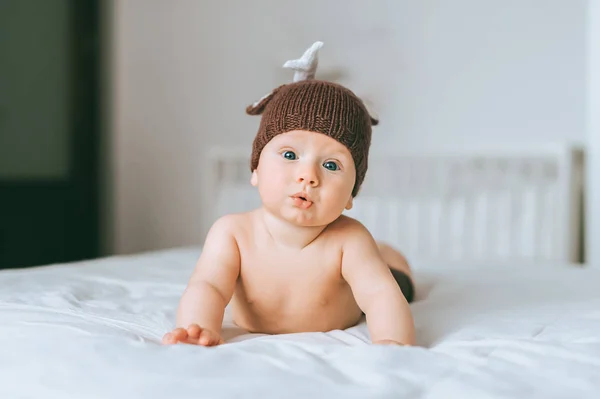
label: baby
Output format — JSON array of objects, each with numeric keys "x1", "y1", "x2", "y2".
[{"x1": 163, "y1": 42, "x2": 416, "y2": 347}]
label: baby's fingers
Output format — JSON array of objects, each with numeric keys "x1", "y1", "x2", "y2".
[
  {"x1": 187, "y1": 324, "x2": 202, "y2": 340},
  {"x1": 162, "y1": 332, "x2": 176, "y2": 345},
  {"x1": 198, "y1": 329, "x2": 222, "y2": 346},
  {"x1": 162, "y1": 328, "x2": 188, "y2": 345},
  {"x1": 162, "y1": 326, "x2": 222, "y2": 346},
  {"x1": 172, "y1": 327, "x2": 189, "y2": 342}
]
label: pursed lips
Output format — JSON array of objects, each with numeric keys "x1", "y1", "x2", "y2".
[{"x1": 290, "y1": 192, "x2": 313, "y2": 209}]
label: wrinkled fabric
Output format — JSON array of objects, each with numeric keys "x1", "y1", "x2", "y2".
[{"x1": 1, "y1": 247, "x2": 599, "y2": 399}]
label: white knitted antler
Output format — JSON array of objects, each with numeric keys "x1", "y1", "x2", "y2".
[{"x1": 283, "y1": 41, "x2": 323, "y2": 82}]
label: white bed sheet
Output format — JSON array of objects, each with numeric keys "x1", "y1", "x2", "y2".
[{"x1": 1, "y1": 247, "x2": 600, "y2": 399}]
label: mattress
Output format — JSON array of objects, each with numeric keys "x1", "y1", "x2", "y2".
[{"x1": 1, "y1": 247, "x2": 599, "y2": 399}]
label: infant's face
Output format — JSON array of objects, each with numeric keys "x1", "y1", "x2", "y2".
[{"x1": 251, "y1": 130, "x2": 356, "y2": 227}]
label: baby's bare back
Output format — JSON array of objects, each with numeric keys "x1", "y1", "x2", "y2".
[{"x1": 230, "y1": 212, "x2": 363, "y2": 334}]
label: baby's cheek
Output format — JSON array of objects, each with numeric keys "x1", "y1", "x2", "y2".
[
  {"x1": 260, "y1": 181, "x2": 281, "y2": 202},
  {"x1": 328, "y1": 179, "x2": 353, "y2": 201},
  {"x1": 322, "y1": 190, "x2": 350, "y2": 214},
  {"x1": 260, "y1": 174, "x2": 287, "y2": 203},
  {"x1": 265, "y1": 169, "x2": 285, "y2": 186}
]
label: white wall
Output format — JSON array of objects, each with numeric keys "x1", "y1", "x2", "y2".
[
  {"x1": 110, "y1": 0, "x2": 587, "y2": 255},
  {"x1": 587, "y1": 0, "x2": 600, "y2": 266}
]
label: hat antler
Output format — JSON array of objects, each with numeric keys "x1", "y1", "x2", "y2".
[{"x1": 282, "y1": 41, "x2": 323, "y2": 82}]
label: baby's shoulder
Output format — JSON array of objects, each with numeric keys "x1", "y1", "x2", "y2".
[
  {"x1": 207, "y1": 211, "x2": 256, "y2": 238},
  {"x1": 326, "y1": 214, "x2": 374, "y2": 243},
  {"x1": 328, "y1": 214, "x2": 369, "y2": 231}
]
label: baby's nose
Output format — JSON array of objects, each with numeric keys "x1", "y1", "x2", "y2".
[{"x1": 297, "y1": 167, "x2": 319, "y2": 186}]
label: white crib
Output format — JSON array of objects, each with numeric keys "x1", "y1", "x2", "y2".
[{"x1": 207, "y1": 144, "x2": 584, "y2": 265}]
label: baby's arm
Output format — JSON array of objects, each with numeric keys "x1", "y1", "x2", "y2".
[
  {"x1": 341, "y1": 222, "x2": 415, "y2": 346},
  {"x1": 164, "y1": 215, "x2": 240, "y2": 345}
]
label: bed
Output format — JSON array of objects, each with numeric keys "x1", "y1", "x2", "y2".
[
  {"x1": 2, "y1": 143, "x2": 598, "y2": 398},
  {"x1": 2, "y1": 247, "x2": 600, "y2": 398}
]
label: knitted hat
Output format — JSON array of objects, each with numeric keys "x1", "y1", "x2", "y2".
[{"x1": 246, "y1": 42, "x2": 378, "y2": 197}]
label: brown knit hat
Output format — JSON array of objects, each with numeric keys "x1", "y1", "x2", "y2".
[{"x1": 246, "y1": 43, "x2": 378, "y2": 197}]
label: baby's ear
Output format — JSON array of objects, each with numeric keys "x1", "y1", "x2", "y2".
[
  {"x1": 246, "y1": 86, "x2": 282, "y2": 115},
  {"x1": 345, "y1": 195, "x2": 353, "y2": 210}
]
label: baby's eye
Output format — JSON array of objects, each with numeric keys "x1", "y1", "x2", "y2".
[
  {"x1": 323, "y1": 161, "x2": 339, "y2": 171},
  {"x1": 282, "y1": 151, "x2": 297, "y2": 160}
]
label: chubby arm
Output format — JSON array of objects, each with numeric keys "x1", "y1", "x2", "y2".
[
  {"x1": 175, "y1": 215, "x2": 241, "y2": 335},
  {"x1": 341, "y1": 222, "x2": 415, "y2": 346}
]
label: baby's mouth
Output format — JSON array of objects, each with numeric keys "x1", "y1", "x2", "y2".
[{"x1": 291, "y1": 193, "x2": 313, "y2": 209}]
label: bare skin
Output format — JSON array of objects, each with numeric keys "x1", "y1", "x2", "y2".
[{"x1": 163, "y1": 130, "x2": 416, "y2": 347}]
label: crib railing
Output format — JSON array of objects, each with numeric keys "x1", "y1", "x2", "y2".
[{"x1": 207, "y1": 145, "x2": 584, "y2": 264}]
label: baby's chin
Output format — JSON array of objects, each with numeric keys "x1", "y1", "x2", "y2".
[
  {"x1": 261, "y1": 203, "x2": 343, "y2": 227},
  {"x1": 279, "y1": 210, "x2": 341, "y2": 228}
]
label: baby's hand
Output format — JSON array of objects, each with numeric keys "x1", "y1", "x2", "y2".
[{"x1": 162, "y1": 324, "x2": 224, "y2": 346}]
